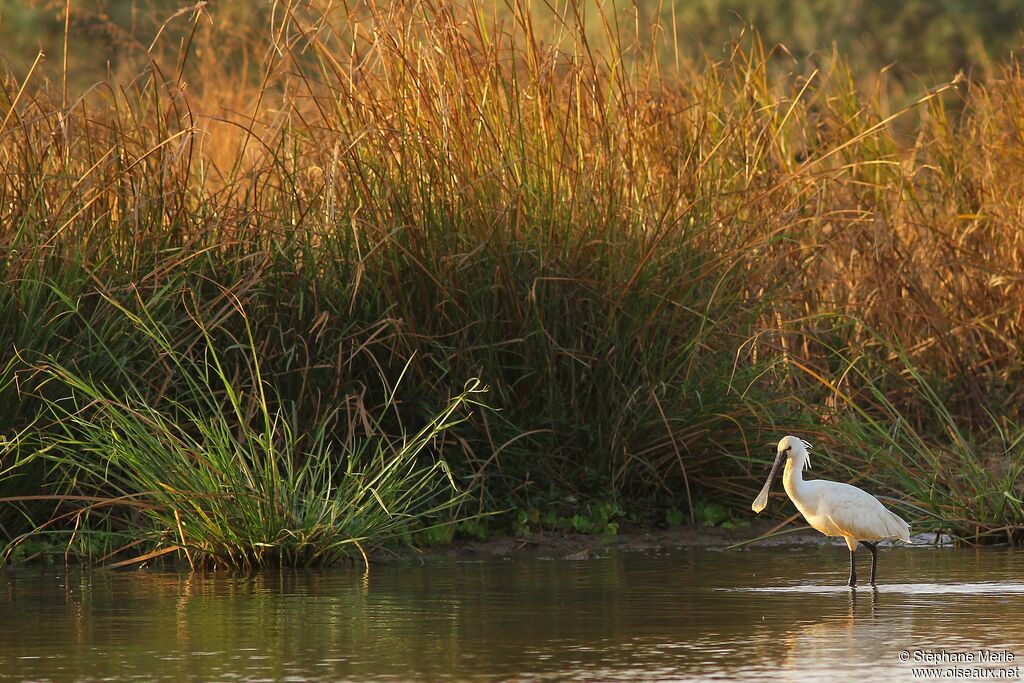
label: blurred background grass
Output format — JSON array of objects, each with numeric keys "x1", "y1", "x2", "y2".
[{"x1": 4, "y1": 1, "x2": 1021, "y2": 88}]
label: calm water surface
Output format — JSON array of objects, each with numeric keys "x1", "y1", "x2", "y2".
[{"x1": 2, "y1": 546, "x2": 1023, "y2": 681}]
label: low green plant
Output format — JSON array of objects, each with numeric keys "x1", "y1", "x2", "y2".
[
  {"x1": 510, "y1": 500, "x2": 624, "y2": 537},
  {"x1": 456, "y1": 519, "x2": 493, "y2": 543},
  {"x1": 694, "y1": 501, "x2": 729, "y2": 527},
  {"x1": 664, "y1": 508, "x2": 686, "y2": 527}
]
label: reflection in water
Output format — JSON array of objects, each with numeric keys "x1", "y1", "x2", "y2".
[
  {"x1": 731, "y1": 582, "x2": 1024, "y2": 594},
  {"x1": 1, "y1": 547, "x2": 1022, "y2": 681}
]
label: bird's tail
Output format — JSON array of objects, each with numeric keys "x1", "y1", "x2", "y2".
[{"x1": 885, "y1": 509, "x2": 912, "y2": 543}]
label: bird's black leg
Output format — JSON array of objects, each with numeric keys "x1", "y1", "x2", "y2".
[
  {"x1": 848, "y1": 549, "x2": 857, "y2": 588},
  {"x1": 863, "y1": 541, "x2": 878, "y2": 585}
]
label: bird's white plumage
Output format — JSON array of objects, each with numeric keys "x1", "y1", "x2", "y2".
[{"x1": 766, "y1": 435, "x2": 910, "y2": 551}]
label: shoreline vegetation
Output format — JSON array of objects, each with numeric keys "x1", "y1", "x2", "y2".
[{"x1": 2, "y1": 1, "x2": 1023, "y2": 568}]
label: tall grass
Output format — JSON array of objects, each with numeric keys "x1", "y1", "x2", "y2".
[{"x1": 1, "y1": 0, "x2": 1023, "y2": 556}]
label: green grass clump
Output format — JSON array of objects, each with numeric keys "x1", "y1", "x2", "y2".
[{"x1": 6, "y1": 295, "x2": 484, "y2": 569}]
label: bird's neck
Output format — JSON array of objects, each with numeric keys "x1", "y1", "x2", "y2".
[{"x1": 783, "y1": 458, "x2": 805, "y2": 498}]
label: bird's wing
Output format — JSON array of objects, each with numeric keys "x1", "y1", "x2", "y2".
[
  {"x1": 821, "y1": 482, "x2": 910, "y2": 542},
  {"x1": 824, "y1": 514, "x2": 858, "y2": 540}
]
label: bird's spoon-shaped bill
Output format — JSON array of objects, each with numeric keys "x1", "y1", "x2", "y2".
[
  {"x1": 751, "y1": 483, "x2": 771, "y2": 513},
  {"x1": 751, "y1": 452, "x2": 783, "y2": 513}
]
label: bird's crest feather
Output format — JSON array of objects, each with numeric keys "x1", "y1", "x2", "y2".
[{"x1": 800, "y1": 438, "x2": 812, "y2": 470}]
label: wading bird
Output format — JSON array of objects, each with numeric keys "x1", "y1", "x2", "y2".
[{"x1": 752, "y1": 435, "x2": 911, "y2": 587}]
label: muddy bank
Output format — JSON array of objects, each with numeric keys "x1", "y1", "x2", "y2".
[
  {"x1": 383, "y1": 521, "x2": 827, "y2": 563},
  {"x1": 382, "y1": 521, "x2": 954, "y2": 563}
]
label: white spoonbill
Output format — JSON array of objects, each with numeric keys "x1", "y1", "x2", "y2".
[{"x1": 751, "y1": 435, "x2": 911, "y2": 587}]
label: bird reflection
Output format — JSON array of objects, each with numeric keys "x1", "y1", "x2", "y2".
[{"x1": 849, "y1": 585, "x2": 879, "y2": 618}]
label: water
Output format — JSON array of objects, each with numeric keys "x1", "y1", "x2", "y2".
[{"x1": 2, "y1": 546, "x2": 1023, "y2": 681}]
